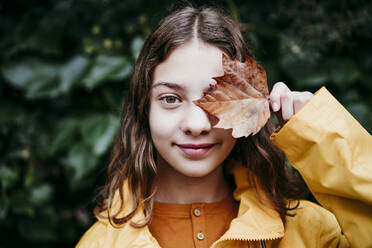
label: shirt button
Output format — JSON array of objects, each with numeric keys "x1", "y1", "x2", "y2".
[
  {"x1": 193, "y1": 208, "x2": 201, "y2": 217},
  {"x1": 196, "y1": 232, "x2": 205, "y2": 240}
]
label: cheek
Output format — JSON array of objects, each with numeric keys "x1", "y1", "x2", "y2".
[
  {"x1": 219, "y1": 130, "x2": 237, "y2": 151},
  {"x1": 149, "y1": 105, "x2": 179, "y2": 141}
]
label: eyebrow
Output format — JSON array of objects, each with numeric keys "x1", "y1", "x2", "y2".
[
  {"x1": 151, "y1": 81, "x2": 216, "y2": 94},
  {"x1": 151, "y1": 82, "x2": 185, "y2": 92}
]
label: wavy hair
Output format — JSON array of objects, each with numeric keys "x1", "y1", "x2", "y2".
[{"x1": 94, "y1": 5, "x2": 306, "y2": 228}]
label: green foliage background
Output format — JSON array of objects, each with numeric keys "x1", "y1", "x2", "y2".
[{"x1": 0, "y1": 0, "x2": 371, "y2": 247}]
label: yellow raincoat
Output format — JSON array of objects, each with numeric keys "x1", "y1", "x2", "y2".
[{"x1": 76, "y1": 87, "x2": 372, "y2": 248}]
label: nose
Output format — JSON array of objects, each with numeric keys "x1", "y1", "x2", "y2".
[{"x1": 181, "y1": 103, "x2": 212, "y2": 136}]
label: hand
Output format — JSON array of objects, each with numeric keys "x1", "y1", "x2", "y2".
[{"x1": 269, "y1": 82, "x2": 314, "y2": 126}]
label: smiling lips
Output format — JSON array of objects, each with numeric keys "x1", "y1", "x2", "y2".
[{"x1": 177, "y1": 143, "x2": 215, "y2": 157}]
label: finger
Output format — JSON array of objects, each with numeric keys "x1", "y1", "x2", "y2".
[
  {"x1": 292, "y1": 91, "x2": 314, "y2": 114},
  {"x1": 274, "y1": 110, "x2": 286, "y2": 127},
  {"x1": 281, "y1": 92, "x2": 294, "y2": 121},
  {"x1": 270, "y1": 82, "x2": 290, "y2": 112}
]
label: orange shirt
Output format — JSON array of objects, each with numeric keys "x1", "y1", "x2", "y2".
[{"x1": 149, "y1": 196, "x2": 239, "y2": 248}]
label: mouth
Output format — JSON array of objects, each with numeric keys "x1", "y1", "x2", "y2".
[{"x1": 176, "y1": 143, "x2": 216, "y2": 157}]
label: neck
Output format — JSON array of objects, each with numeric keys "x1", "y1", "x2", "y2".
[{"x1": 154, "y1": 161, "x2": 232, "y2": 204}]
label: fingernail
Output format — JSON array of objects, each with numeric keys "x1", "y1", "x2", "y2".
[{"x1": 272, "y1": 102, "x2": 279, "y2": 112}]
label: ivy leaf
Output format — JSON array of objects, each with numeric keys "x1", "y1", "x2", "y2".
[
  {"x1": 82, "y1": 54, "x2": 132, "y2": 89},
  {"x1": 194, "y1": 54, "x2": 270, "y2": 138},
  {"x1": 0, "y1": 166, "x2": 19, "y2": 190},
  {"x1": 80, "y1": 114, "x2": 120, "y2": 155}
]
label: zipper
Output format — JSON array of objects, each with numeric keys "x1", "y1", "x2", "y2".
[{"x1": 210, "y1": 234, "x2": 281, "y2": 248}]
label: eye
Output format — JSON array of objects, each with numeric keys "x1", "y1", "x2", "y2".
[{"x1": 159, "y1": 95, "x2": 181, "y2": 105}]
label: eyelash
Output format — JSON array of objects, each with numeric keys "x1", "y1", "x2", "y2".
[{"x1": 159, "y1": 95, "x2": 182, "y2": 105}]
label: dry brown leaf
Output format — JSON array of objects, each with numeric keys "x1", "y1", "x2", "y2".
[{"x1": 193, "y1": 54, "x2": 270, "y2": 138}]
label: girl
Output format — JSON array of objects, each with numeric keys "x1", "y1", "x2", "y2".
[{"x1": 77, "y1": 5, "x2": 372, "y2": 248}]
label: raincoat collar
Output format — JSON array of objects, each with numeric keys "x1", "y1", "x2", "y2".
[
  {"x1": 98, "y1": 159, "x2": 284, "y2": 247},
  {"x1": 210, "y1": 159, "x2": 284, "y2": 247}
]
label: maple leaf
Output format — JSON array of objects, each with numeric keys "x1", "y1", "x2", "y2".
[{"x1": 193, "y1": 54, "x2": 270, "y2": 138}]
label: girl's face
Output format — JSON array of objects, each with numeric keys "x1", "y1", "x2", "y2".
[{"x1": 149, "y1": 40, "x2": 236, "y2": 178}]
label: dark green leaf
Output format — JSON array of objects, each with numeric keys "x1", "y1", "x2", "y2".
[
  {"x1": 2, "y1": 59, "x2": 59, "y2": 98},
  {"x1": 131, "y1": 36, "x2": 144, "y2": 60},
  {"x1": 61, "y1": 144, "x2": 99, "y2": 187},
  {"x1": 29, "y1": 184, "x2": 54, "y2": 206},
  {"x1": 48, "y1": 118, "x2": 79, "y2": 156},
  {"x1": 0, "y1": 197, "x2": 9, "y2": 221},
  {"x1": 82, "y1": 54, "x2": 132, "y2": 89},
  {"x1": 0, "y1": 166, "x2": 19, "y2": 190},
  {"x1": 80, "y1": 114, "x2": 120, "y2": 155},
  {"x1": 59, "y1": 56, "x2": 91, "y2": 93}
]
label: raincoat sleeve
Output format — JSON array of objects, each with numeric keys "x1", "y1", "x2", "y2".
[{"x1": 270, "y1": 87, "x2": 372, "y2": 248}]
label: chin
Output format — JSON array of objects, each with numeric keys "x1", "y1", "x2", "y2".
[
  {"x1": 180, "y1": 169, "x2": 212, "y2": 178},
  {"x1": 175, "y1": 161, "x2": 220, "y2": 178}
]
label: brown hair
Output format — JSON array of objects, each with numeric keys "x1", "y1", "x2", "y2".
[{"x1": 94, "y1": 5, "x2": 306, "y2": 227}]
